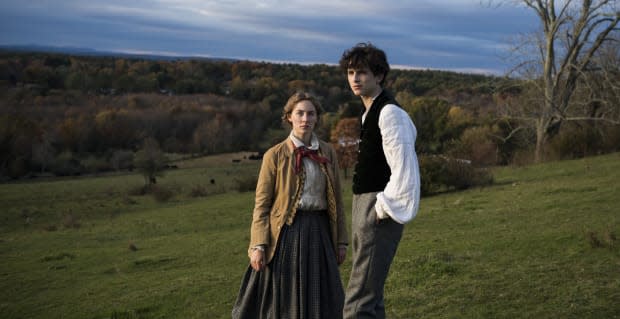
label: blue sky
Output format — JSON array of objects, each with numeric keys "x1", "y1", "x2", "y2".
[{"x1": 0, "y1": 0, "x2": 539, "y2": 74}]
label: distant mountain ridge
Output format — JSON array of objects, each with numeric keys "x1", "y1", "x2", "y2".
[{"x1": 0, "y1": 44, "x2": 237, "y2": 62}]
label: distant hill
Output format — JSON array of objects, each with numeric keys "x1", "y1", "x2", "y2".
[{"x1": 0, "y1": 44, "x2": 238, "y2": 62}]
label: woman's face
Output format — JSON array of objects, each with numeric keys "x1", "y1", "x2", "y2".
[{"x1": 288, "y1": 100, "x2": 318, "y2": 139}]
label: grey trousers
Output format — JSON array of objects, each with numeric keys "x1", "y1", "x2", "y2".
[{"x1": 344, "y1": 192, "x2": 404, "y2": 319}]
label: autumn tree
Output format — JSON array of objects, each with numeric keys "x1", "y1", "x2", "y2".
[
  {"x1": 402, "y1": 97, "x2": 453, "y2": 154},
  {"x1": 133, "y1": 137, "x2": 168, "y2": 188},
  {"x1": 500, "y1": 0, "x2": 620, "y2": 162},
  {"x1": 94, "y1": 109, "x2": 138, "y2": 150},
  {"x1": 0, "y1": 115, "x2": 41, "y2": 178},
  {"x1": 31, "y1": 132, "x2": 56, "y2": 173},
  {"x1": 193, "y1": 112, "x2": 237, "y2": 154},
  {"x1": 330, "y1": 117, "x2": 360, "y2": 179}
]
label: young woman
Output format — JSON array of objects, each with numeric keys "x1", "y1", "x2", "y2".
[{"x1": 232, "y1": 92, "x2": 348, "y2": 319}]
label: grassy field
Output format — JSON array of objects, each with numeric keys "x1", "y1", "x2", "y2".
[{"x1": 1, "y1": 153, "x2": 619, "y2": 318}]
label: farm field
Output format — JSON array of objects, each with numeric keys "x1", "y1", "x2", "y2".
[{"x1": 1, "y1": 153, "x2": 619, "y2": 318}]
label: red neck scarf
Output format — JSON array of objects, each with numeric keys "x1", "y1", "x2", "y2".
[{"x1": 294, "y1": 146, "x2": 330, "y2": 174}]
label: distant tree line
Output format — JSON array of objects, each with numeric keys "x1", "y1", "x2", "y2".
[{"x1": 0, "y1": 50, "x2": 618, "y2": 188}]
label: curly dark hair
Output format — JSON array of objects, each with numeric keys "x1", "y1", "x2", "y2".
[{"x1": 339, "y1": 42, "x2": 390, "y2": 86}]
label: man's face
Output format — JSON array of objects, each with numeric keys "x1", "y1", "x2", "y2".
[{"x1": 347, "y1": 66, "x2": 383, "y2": 97}]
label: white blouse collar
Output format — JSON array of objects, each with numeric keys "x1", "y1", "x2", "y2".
[{"x1": 289, "y1": 132, "x2": 320, "y2": 151}]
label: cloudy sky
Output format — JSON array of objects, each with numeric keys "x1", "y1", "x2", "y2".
[{"x1": 0, "y1": 0, "x2": 539, "y2": 74}]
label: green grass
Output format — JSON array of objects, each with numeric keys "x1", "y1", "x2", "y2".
[{"x1": 1, "y1": 153, "x2": 619, "y2": 318}]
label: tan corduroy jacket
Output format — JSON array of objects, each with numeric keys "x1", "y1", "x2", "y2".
[{"x1": 248, "y1": 137, "x2": 348, "y2": 263}]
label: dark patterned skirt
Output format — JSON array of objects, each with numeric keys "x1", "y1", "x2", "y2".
[{"x1": 232, "y1": 211, "x2": 344, "y2": 319}]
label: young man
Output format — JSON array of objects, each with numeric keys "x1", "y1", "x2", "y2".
[{"x1": 339, "y1": 42, "x2": 421, "y2": 319}]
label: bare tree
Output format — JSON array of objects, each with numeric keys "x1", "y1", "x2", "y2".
[
  {"x1": 581, "y1": 34, "x2": 620, "y2": 120},
  {"x1": 500, "y1": 0, "x2": 619, "y2": 162}
]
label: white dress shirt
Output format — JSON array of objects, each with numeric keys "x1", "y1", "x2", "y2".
[{"x1": 362, "y1": 103, "x2": 421, "y2": 224}]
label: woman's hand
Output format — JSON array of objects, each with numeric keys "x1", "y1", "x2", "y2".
[
  {"x1": 250, "y1": 248, "x2": 266, "y2": 272},
  {"x1": 337, "y1": 246, "x2": 347, "y2": 265}
]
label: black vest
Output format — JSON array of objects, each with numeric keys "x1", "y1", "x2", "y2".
[{"x1": 352, "y1": 90, "x2": 400, "y2": 194}]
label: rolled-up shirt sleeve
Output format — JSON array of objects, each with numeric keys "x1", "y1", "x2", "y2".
[{"x1": 375, "y1": 104, "x2": 421, "y2": 224}]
